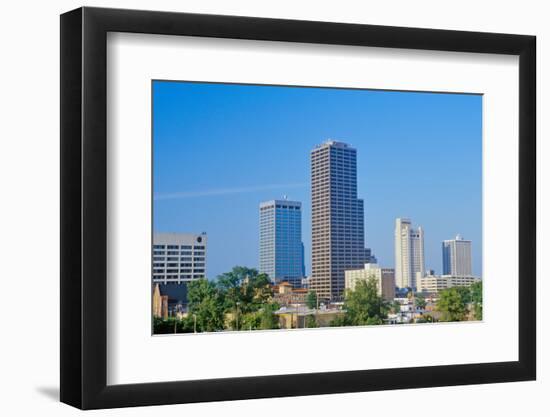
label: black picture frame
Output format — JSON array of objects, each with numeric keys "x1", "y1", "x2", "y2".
[{"x1": 60, "y1": 6, "x2": 536, "y2": 410}]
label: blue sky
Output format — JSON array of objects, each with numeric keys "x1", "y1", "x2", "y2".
[{"x1": 153, "y1": 81, "x2": 482, "y2": 279}]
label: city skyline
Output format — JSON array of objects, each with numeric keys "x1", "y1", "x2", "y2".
[{"x1": 153, "y1": 81, "x2": 482, "y2": 279}]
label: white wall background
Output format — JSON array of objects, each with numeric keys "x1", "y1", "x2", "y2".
[{"x1": 0, "y1": 0, "x2": 545, "y2": 415}]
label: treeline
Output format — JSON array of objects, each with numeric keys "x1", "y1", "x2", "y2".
[
  {"x1": 436, "y1": 281, "x2": 482, "y2": 322},
  {"x1": 154, "y1": 266, "x2": 280, "y2": 334},
  {"x1": 153, "y1": 268, "x2": 483, "y2": 334}
]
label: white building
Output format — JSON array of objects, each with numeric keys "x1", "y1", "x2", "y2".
[
  {"x1": 152, "y1": 232, "x2": 207, "y2": 284},
  {"x1": 344, "y1": 263, "x2": 395, "y2": 301},
  {"x1": 417, "y1": 271, "x2": 480, "y2": 294},
  {"x1": 394, "y1": 218, "x2": 425, "y2": 289},
  {"x1": 442, "y1": 234, "x2": 473, "y2": 277}
]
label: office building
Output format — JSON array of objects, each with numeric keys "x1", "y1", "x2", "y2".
[
  {"x1": 259, "y1": 199, "x2": 305, "y2": 287},
  {"x1": 152, "y1": 232, "x2": 207, "y2": 309},
  {"x1": 394, "y1": 218, "x2": 425, "y2": 289},
  {"x1": 345, "y1": 263, "x2": 396, "y2": 301},
  {"x1": 417, "y1": 271, "x2": 480, "y2": 294},
  {"x1": 416, "y1": 271, "x2": 449, "y2": 293},
  {"x1": 310, "y1": 140, "x2": 372, "y2": 301},
  {"x1": 442, "y1": 234, "x2": 473, "y2": 277}
]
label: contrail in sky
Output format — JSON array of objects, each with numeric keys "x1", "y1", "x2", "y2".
[{"x1": 154, "y1": 182, "x2": 308, "y2": 201}]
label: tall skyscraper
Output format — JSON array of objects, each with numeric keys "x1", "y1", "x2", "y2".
[
  {"x1": 310, "y1": 140, "x2": 369, "y2": 301},
  {"x1": 259, "y1": 199, "x2": 305, "y2": 287},
  {"x1": 442, "y1": 234, "x2": 473, "y2": 277},
  {"x1": 394, "y1": 218, "x2": 425, "y2": 289}
]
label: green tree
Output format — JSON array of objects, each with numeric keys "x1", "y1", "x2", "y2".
[
  {"x1": 455, "y1": 286, "x2": 472, "y2": 305},
  {"x1": 343, "y1": 278, "x2": 389, "y2": 326},
  {"x1": 470, "y1": 281, "x2": 483, "y2": 320},
  {"x1": 187, "y1": 278, "x2": 225, "y2": 332},
  {"x1": 153, "y1": 317, "x2": 192, "y2": 334},
  {"x1": 259, "y1": 303, "x2": 280, "y2": 330},
  {"x1": 239, "y1": 311, "x2": 261, "y2": 331},
  {"x1": 415, "y1": 293, "x2": 427, "y2": 310},
  {"x1": 437, "y1": 287, "x2": 467, "y2": 322},
  {"x1": 329, "y1": 314, "x2": 347, "y2": 327},
  {"x1": 391, "y1": 300, "x2": 402, "y2": 314},
  {"x1": 305, "y1": 314, "x2": 318, "y2": 328},
  {"x1": 217, "y1": 266, "x2": 272, "y2": 314},
  {"x1": 306, "y1": 291, "x2": 318, "y2": 310}
]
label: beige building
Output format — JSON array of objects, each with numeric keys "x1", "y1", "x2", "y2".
[
  {"x1": 344, "y1": 263, "x2": 395, "y2": 301},
  {"x1": 416, "y1": 271, "x2": 449, "y2": 293},
  {"x1": 417, "y1": 272, "x2": 481, "y2": 293},
  {"x1": 394, "y1": 218, "x2": 425, "y2": 289},
  {"x1": 272, "y1": 282, "x2": 309, "y2": 306},
  {"x1": 152, "y1": 283, "x2": 168, "y2": 319}
]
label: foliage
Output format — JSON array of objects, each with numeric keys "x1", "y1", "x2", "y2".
[
  {"x1": 391, "y1": 300, "x2": 402, "y2": 314},
  {"x1": 187, "y1": 278, "x2": 226, "y2": 332},
  {"x1": 436, "y1": 287, "x2": 468, "y2": 322},
  {"x1": 329, "y1": 315, "x2": 347, "y2": 327},
  {"x1": 306, "y1": 291, "x2": 318, "y2": 310},
  {"x1": 152, "y1": 317, "x2": 192, "y2": 334},
  {"x1": 455, "y1": 286, "x2": 472, "y2": 305},
  {"x1": 415, "y1": 293, "x2": 427, "y2": 310},
  {"x1": 470, "y1": 281, "x2": 483, "y2": 320},
  {"x1": 259, "y1": 303, "x2": 280, "y2": 330},
  {"x1": 342, "y1": 278, "x2": 389, "y2": 326},
  {"x1": 232, "y1": 303, "x2": 280, "y2": 330},
  {"x1": 216, "y1": 266, "x2": 272, "y2": 314},
  {"x1": 305, "y1": 314, "x2": 318, "y2": 328}
]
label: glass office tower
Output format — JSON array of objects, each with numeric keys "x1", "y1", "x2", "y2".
[{"x1": 259, "y1": 199, "x2": 305, "y2": 287}]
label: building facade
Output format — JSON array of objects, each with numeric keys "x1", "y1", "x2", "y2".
[
  {"x1": 259, "y1": 199, "x2": 305, "y2": 287},
  {"x1": 442, "y1": 234, "x2": 473, "y2": 277},
  {"x1": 152, "y1": 283, "x2": 169, "y2": 319},
  {"x1": 310, "y1": 140, "x2": 372, "y2": 301},
  {"x1": 344, "y1": 263, "x2": 396, "y2": 301},
  {"x1": 394, "y1": 218, "x2": 425, "y2": 289},
  {"x1": 417, "y1": 271, "x2": 480, "y2": 294},
  {"x1": 271, "y1": 281, "x2": 309, "y2": 306},
  {"x1": 152, "y1": 233, "x2": 207, "y2": 309},
  {"x1": 416, "y1": 271, "x2": 449, "y2": 293}
]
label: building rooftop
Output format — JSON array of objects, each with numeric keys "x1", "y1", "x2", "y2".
[
  {"x1": 259, "y1": 199, "x2": 302, "y2": 208},
  {"x1": 312, "y1": 140, "x2": 354, "y2": 151}
]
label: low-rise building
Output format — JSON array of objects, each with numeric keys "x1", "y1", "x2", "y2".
[
  {"x1": 272, "y1": 282, "x2": 309, "y2": 306},
  {"x1": 152, "y1": 283, "x2": 169, "y2": 319},
  {"x1": 417, "y1": 271, "x2": 481, "y2": 293},
  {"x1": 344, "y1": 263, "x2": 395, "y2": 301}
]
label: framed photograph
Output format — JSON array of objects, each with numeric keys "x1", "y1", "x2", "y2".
[{"x1": 60, "y1": 6, "x2": 536, "y2": 409}]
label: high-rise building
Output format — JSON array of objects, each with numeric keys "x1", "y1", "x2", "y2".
[
  {"x1": 442, "y1": 235, "x2": 473, "y2": 277},
  {"x1": 152, "y1": 232, "x2": 207, "y2": 309},
  {"x1": 394, "y1": 218, "x2": 425, "y2": 289},
  {"x1": 259, "y1": 199, "x2": 305, "y2": 287},
  {"x1": 310, "y1": 140, "x2": 370, "y2": 301}
]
